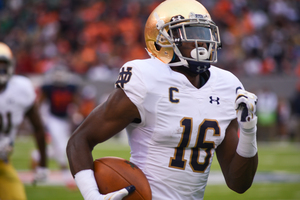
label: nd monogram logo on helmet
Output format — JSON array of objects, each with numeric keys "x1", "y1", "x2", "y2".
[{"x1": 116, "y1": 67, "x2": 133, "y2": 89}]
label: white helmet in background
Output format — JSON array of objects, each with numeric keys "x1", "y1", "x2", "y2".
[{"x1": 0, "y1": 42, "x2": 14, "y2": 85}]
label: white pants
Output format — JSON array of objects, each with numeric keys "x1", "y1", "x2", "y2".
[{"x1": 46, "y1": 113, "x2": 71, "y2": 167}]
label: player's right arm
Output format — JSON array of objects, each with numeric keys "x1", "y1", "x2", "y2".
[
  {"x1": 26, "y1": 103, "x2": 47, "y2": 168},
  {"x1": 67, "y1": 87, "x2": 139, "y2": 199}
]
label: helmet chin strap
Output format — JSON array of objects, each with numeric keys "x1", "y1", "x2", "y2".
[
  {"x1": 169, "y1": 45, "x2": 210, "y2": 74},
  {"x1": 186, "y1": 60, "x2": 210, "y2": 74}
]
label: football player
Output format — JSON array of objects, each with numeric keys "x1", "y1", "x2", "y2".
[
  {"x1": 0, "y1": 42, "x2": 48, "y2": 200},
  {"x1": 67, "y1": 0, "x2": 258, "y2": 199},
  {"x1": 31, "y1": 65, "x2": 80, "y2": 187}
]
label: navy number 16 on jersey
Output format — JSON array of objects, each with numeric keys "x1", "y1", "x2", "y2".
[{"x1": 169, "y1": 118, "x2": 220, "y2": 173}]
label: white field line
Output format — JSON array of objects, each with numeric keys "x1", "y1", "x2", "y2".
[
  {"x1": 18, "y1": 170, "x2": 75, "y2": 186},
  {"x1": 18, "y1": 170, "x2": 300, "y2": 186}
]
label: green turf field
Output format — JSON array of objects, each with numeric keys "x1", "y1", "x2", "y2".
[{"x1": 11, "y1": 136, "x2": 300, "y2": 200}]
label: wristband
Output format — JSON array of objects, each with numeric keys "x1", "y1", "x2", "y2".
[
  {"x1": 75, "y1": 169, "x2": 103, "y2": 200},
  {"x1": 236, "y1": 124, "x2": 257, "y2": 158}
]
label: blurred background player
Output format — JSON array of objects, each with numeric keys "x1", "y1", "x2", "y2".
[
  {"x1": 256, "y1": 87, "x2": 278, "y2": 140},
  {"x1": 0, "y1": 42, "x2": 48, "y2": 200},
  {"x1": 78, "y1": 84, "x2": 98, "y2": 121},
  {"x1": 289, "y1": 81, "x2": 300, "y2": 141},
  {"x1": 31, "y1": 65, "x2": 80, "y2": 187}
]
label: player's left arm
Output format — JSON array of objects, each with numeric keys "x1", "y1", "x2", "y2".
[
  {"x1": 216, "y1": 119, "x2": 258, "y2": 193},
  {"x1": 216, "y1": 89, "x2": 258, "y2": 194}
]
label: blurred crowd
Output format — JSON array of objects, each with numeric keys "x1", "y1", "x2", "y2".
[
  {"x1": 0, "y1": 0, "x2": 299, "y2": 80},
  {"x1": 206, "y1": 0, "x2": 300, "y2": 76},
  {"x1": 253, "y1": 81, "x2": 300, "y2": 142},
  {"x1": 1, "y1": 0, "x2": 300, "y2": 141}
]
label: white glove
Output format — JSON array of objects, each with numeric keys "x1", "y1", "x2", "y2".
[
  {"x1": 235, "y1": 89, "x2": 258, "y2": 129},
  {"x1": 235, "y1": 89, "x2": 258, "y2": 158},
  {"x1": 32, "y1": 166, "x2": 49, "y2": 185},
  {"x1": 0, "y1": 136, "x2": 13, "y2": 162},
  {"x1": 75, "y1": 169, "x2": 135, "y2": 200}
]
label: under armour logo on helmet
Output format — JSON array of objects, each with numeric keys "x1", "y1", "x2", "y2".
[
  {"x1": 171, "y1": 15, "x2": 185, "y2": 22},
  {"x1": 189, "y1": 12, "x2": 209, "y2": 19},
  {"x1": 209, "y1": 96, "x2": 220, "y2": 104}
]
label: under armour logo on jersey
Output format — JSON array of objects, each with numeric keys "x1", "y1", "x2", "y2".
[
  {"x1": 209, "y1": 96, "x2": 220, "y2": 105},
  {"x1": 115, "y1": 67, "x2": 133, "y2": 89}
]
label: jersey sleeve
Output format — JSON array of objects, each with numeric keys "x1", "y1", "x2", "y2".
[
  {"x1": 227, "y1": 71, "x2": 245, "y2": 120},
  {"x1": 19, "y1": 76, "x2": 37, "y2": 111},
  {"x1": 115, "y1": 61, "x2": 147, "y2": 123},
  {"x1": 212, "y1": 67, "x2": 245, "y2": 122}
]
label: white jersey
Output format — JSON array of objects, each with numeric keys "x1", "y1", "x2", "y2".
[
  {"x1": 0, "y1": 75, "x2": 36, "y2": 142},
  {"x1": 116, "y1": 58, "x2": 243, "y2": 200}
]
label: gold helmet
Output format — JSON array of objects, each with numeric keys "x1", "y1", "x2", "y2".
[
  {"x1": 0, "y1": 42, "x2": 14, "y2": 84},
  {"x1": 145, "y1": 0, "x2": 221, "y2": 73}
]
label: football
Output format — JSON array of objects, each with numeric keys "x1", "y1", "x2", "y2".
[{"x1": 93, "y1": 157, "x2": 152, "y2": 200}]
